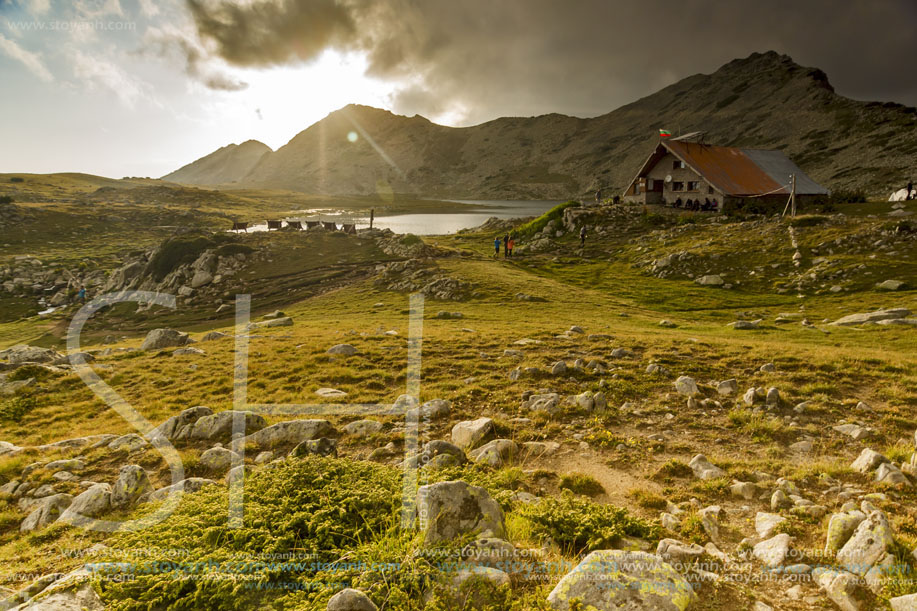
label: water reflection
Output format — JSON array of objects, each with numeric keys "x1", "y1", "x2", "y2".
[{"x1": 230, "y1": 200, "x2": 563, "y2": 236}]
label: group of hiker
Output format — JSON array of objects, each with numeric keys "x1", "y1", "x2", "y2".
[
  {"x1": 494, "y1": 234, "x2": 515, "y2": 258},
  {"x1": 493, "y1": 226, "x2": 588, "y2": 259}
]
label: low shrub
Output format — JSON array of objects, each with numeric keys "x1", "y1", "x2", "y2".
[
  {"x1": 0, "y1": 394, "x2": 40, "y2": 423},
  {"x1": 514, "y1": 201, "x2": 580, "y2": 238},
  {"x1": 628, "y1": 489, "x2": 667, "y2": 510},
  {"x1": 100, "y1": 456, "x2": 413, "y2": 610},
  {"x1": 148, "y1": 235, "x2": 215, "y2": 281},
  {"x1": 215, "y1": 243, "x2": 254, "y2": 257},
  {"x1": 652, "y1": 459, "x2": 693, "y2": 480},
  {"x1": 518, "y1": 492, "x2": 660, "y2": 554},
  {"x1": 558, "y1": 473, "x2": 604, "y2": 496}
]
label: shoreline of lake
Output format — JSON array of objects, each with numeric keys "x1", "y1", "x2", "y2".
[{"x1": 232, "y1": 199, "x2": 565, "y2": 236}]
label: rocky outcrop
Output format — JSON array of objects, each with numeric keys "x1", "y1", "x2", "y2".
[
  {"x1": 189, "y1": 411, "x2": 267, "y2": 443},
  {"x1": 451, "y1": 418, "x2": 495, "y2": 450},
  {"x1": 234, "y1": 419, "x2": 336, "y2": 450},
  {"x1": 150, "y1": 406, "x2": 214, "y2": 441},
  {"x1": 547, "y1": 550, "x2": 696, "y2": 611},
  {"x1": 20, "y1": 494, "x2": 72, "y2": 533},
  {"x1": 140, "y1": 329, "x2": 193, "y2": 351},
  {"x1": 416, "y1": 480, "x2": 505, "y2": 545},
  {"x1": 58, "y1": 484, "x2": 111, "y2": 525},
  {"x1": 110, "y1": 465, "x2": 152, "y2": 509}
]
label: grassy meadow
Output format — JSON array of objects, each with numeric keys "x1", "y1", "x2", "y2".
[{"x1": 0, "y1": 176, "x2": 915, "y2": 609}]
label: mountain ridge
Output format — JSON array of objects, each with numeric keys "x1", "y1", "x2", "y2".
[
  {"x1": 164, "y1": 51, "x2": 917, "y2": 198},
  {"x1": 163, "y1": 139, "x2": 272, "y2": 185}
]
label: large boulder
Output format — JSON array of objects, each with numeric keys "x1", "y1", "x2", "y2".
[
  {"x1": 327, "y1": 344, "x2": 358, "y2": 356},
  {"x1": 190, "y1": 270, "x2": 213, "y2": 289},
  {"x1": 755, "y1": 513, "x2": 786, "y2": 539},
  {"x1": 675, "y1": 376, "x2": 699, "y2": 396},
  {"x1": 891, "y1": 594, "x2": 917, "y2": 611},
  {"x1": 547, "y1": 550, "x2": 696, "y2": 610},
  {"x1": 688, "y1": 454, "x2": 725, "y2": 480},
  {"x1": 814, "y1": 568, "x2": 874, "y2": 611},
  {"x1": 0, "y1": 344, "x2": 62, "y2": 364},
  {"x1": 59, "y1": 484, "x2": 111, "y2": 525},
  {"x1": 140, "y1": 328, "x2": 193, "y2": 351},
  {"x1": 327, "y1": 588, "x2": 378, "y2": 611},
  {"x1": 876, "y1": 463, "x2": 911, "y2": 486},
  {"x1": 0, "y1": 440, "x2": 23, "y2": 456},
  {"x1": 150, "y1": 406, "x2": 214, "y2": 441},
  {"x1": 877, "y1": 280, "x2": 906, "y2": 291},
  {"x1": 717, "y1": 379, "x2": 738, "y2": 396},
  {"x1": 831, "y1": 308, "x2": 910, "y2": 326},
  {"x1": 20, "y1": 493, "x2": 72, "y2": 532},
  {"x1": 851, "y1": 448, "x2": 889, "y2": 473},
  {"x1": 753, "y1": 534, "x2": 791, "y2": 568},
  {"x1": 343, "y1": 420, "x2": 384, "y2": 437},
  {"x1": 108, "y1": 434, "x2": 147, "y2": 453},
  {"x1": 110, "y1": 465, "x2": 152, "y2": 509},
  {"x1": 199, "y1": 447, "x2": 240, "y2": 473},
  {"x1": 405, "y1": 440, "x2": 467, "y2": 469},
  {"x1": 836, "y1": 510, "x2": 894, "y2": 576},
  {"x1": 247, "y1": 317, "x2": 293, "y2": 330},
  {"x1": 416, "y1": 480, "x2": 505, "y2": 545},
  {"x1": 235, "y1": 419, "x2": 336, "y2": 450},
  {"x1": 44, "y1": 458, "x2": 85, "y2": 472},
  {"x1": 189, "y1": 410, "x2": 267, "y2": 443},
  {"x1": 524, "y1": 393, "x2": 561, "y2": 415},
  {"x1": 656, "y1": 539, "x2": 706, "y2": 565},
  {"x1": 405, "y1": 398, "x2": 451, "y2": 421},
  {"x1": 825, "y1": 511, "x2": 867, "y2": 556},
  {"x1": 451, "y1": 418, "x2": 495, "y2": 450},
  {"x1": 469, "y1": 439, "x2": 519, "y2": 468},
  {"x1": 11, "y1": 569, "x2": 105, "y2": 610},
  {"x1": 695, "y1": 275, "x2": 724, "y2": 287}
]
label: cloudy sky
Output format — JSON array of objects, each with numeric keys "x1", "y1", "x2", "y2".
[{"x1": 1, "y1": 0, "x2": 916, "y2": 178}]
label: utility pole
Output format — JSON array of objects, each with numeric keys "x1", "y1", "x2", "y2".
[{"x1": 790, "y1": 174, "x2": 797, "y2": 217}]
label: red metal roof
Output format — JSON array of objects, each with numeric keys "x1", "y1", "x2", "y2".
[{"x1": 663, "y1": 141, "x2": 785, "y2": 196}]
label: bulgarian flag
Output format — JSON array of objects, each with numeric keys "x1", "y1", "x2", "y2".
[{"x1": 659, "y1": 129, "x2": 672, "y2": 138}]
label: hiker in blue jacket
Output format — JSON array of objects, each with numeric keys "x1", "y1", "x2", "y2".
[{"x1": 494, "y1": 236, "x2": 501, "y2": 258}]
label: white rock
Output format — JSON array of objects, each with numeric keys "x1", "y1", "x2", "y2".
[
  {"x1": 755, "y1": 512, "x2": 786, "y2": 539},
  {"x1": 674, "y1": 376, "x2": 699, "y2": 396},
  {"x1": 717, "y1": 379, "x2": 737, "y2": 396},
  {"x1": 327, "y1": 344, "x2": 358, "y2": 356},
  {"x1": 451, "y1": 418, "x2": 494, "y2": 450},
  {"x1": 753, "y1": 534, "x2": 791, "y2": 568},
  {"x1": 689, "y1": 454, "x2": 725, "y2": 480}
]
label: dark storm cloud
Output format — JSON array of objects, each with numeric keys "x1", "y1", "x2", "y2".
[
  {"x1": 186, "y1": 0, "x2": 357, "y2": 66},
  {"x1": 183, "y1": 0, "x2": 917, "y2": 122},
  {"x1": 143, "y1": 26, "x2": 249, "y2": 91}
]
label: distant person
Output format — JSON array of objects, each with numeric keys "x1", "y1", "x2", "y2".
[
  {"x1": 579, "y1": 226, "x2": 587, "y2": 248},
  {"x1": 508, "y1": 236, "x2": 515, "y2": 257},
  {"x1": 595, "y1": 189, "x2": 601, "y2": 203},
  {"x1": 503, "y1": 233, "x2": 510, "y2": 258},
  {"x1": 494, "y1": 236, "x2": 501, "y2": 258},
  {"x1": 77, "y1": 286, "x2": 86, "y2": 303},
  {"x1": 370, "y1": 208, "x2": 375, "y2": 229}
]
